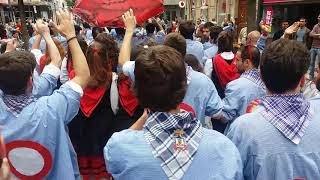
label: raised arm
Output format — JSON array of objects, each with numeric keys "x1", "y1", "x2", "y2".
[
  {"x1": 119, "y1": 9, "x2": 136, "y2": 66},
  {"x1": 257, "y1": 21, "x2": 270, "y2": 51},
  {"x1": 283, "y1": 22, "x2": 299, "y2": 40},
  {"x1": 35, "y1": 20, "x2": 62, "y2": 68},
  {"x1": 31, "y1": 34, "x2": 42, "y2": 50},
  {"x1": 155, "y1": 17, "x2": 165, "y2": 33},
  {"x1": 54, "y1": 9, "x2": 90, "y2": 89}
]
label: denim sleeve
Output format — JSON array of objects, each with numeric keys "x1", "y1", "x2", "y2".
[
  {"x1": 104, "y1": 130, "x2": 133, "y2": 179},
  {"x1": 222, "y1": 82, "x2": 242, "y2": 122},
  {"x1": 226, "y1": 116, "x2": 250, "y2": 167},
  {"x1": 46, "y1": 81, "x2": 82, "y2": 124},
  {"x1": 32, "y1": 64, "x2": 60, "y2": 97},
  {"x1": 205, "y1": 77, "x2": 223, "y2": 118}
]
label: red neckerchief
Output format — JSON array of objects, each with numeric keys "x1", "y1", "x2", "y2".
[
  {"x1": 118, "y1": 76, "x2": 139, "y2": 117},
  {"x1": 69, "y1": 68, "x2": 107, "y2": 118},
  {"x1": 179, "y1": 103, "x2": 196, "y2": 118},
  {"x1": 246, "y1": 99, "x2": 261, "y2": 113},
  {"x1": 80, "y1": 86, "x2": 107, "y2": 117},
  {"x1": 68, "y1": 61, "x2": 139, "y2": 117},
  {"x1": 213, "y1": 54, "x2": 240, "y2": 89},
  {"x1": 39, "y1": 55, "x2": 48, "y2": 73}
]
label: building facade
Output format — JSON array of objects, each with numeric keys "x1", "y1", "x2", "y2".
[
  {"x1": 0, "y1": 0, "x2": 63, "y2": 23},
  {"x1": 183, "y1": 0, "x2": 240, "y2": 24},
  {"x1": 262, "y1": 0, "x2": 320, "y2": 34}
]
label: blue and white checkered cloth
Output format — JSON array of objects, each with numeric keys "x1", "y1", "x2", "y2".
[
  {"x1": 260, "y1": 94, "x2": 312, "y2": 144},
  {"x1": 144, "y1": 111, "x2": 203, "y2": 180},
  {"x1": 241, "y1": 68, "x2": 266, "y2": 90},
  {"x1": 3, "y1": 94, "x2": 36, "y2": 117}
]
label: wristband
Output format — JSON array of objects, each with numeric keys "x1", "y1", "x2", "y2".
[{"x1": 67, "y1": 36, "x2": 77, "y2": 44}]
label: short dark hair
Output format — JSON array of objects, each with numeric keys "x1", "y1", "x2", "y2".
[
  {"x1": 217, "y1": 31, "x2": 233, "y2": 53},
  {"x1": 300, "y1": 17, "x2": 307, "y2": 22},
  {"x1": 179, "y1": 21, "x2": 195, "y2": 40},
  {"x1": 134, "y1": 45, "x2": 187, "y2": 112},
  {"x1": 239, "y1": 45, "x2": 260, "y2": 68},
  {"x1": 203, "y1": 22, "x2": 214, "y2": 29},
  {"x1": 0, "y1": 51, "x2": 36, "y2": 95},
  {"x1": 163, "y1": 33, "x2": 186, "y2": 57},
  {"x1": 260, "y1": 39, "x2": 310, "y2": 94},
  {"x1": 145, "y1": 23, "x2": 157, "y2": 34},
  {"x1": 209, "y1": 26, "x2": 223, "y2": 44},
  {"x1": 185, "y1": 54, "x2": 203, "y2": 72}
]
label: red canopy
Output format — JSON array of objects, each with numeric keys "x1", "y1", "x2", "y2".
[{"x1": 73, "y1": 0, "x2": 164, "y2": 27}]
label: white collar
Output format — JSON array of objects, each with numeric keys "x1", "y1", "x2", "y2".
[{"x1": 220, "y1": 52, "x2": 234, "y2": 60}]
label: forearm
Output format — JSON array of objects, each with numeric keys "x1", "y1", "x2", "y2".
[
  {"x1": 68, "y1": 38, "x2": 90, "y2": 89},
  {"x1": 32, "y1": 35, "x2": 42, "y2": 50},
  {"x1": 43, "y1": 34, "x2": 62, "y2": 68},
  {"x1": 156, "y1": 22, "x2": 165, "y2": 33},
  {"x1": 309, "y1": 29, "x2": 320, "y2": 38},
  {"x1": 119, "y1": 30, "x2": 134, "y2": 66},
  {"x1": 282, "y1": 33, "x2": 290, "y2": 40}
]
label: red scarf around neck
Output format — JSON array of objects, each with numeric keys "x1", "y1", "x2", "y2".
[{"x1": 213, "y1": 54, "x2": 240, "y2": 89}]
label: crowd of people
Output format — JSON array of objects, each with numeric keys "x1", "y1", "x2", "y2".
[{"x1": 0, "y1": 8, "x2": 319, "y2": 180}]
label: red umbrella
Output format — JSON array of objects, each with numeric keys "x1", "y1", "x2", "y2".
[{"x1": 73, "y1": 0, "x2": 164, "y2": 27}]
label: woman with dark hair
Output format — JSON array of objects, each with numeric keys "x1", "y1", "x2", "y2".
[
  {"x1": 204, "y1": 26, "x2": 223, "y2": 76},
  {"x1": 210, "y1": 31, "x2": 240, "y2": 98},
  {"x1": 67, "y1": 33, "x2": 142, "y2": 180}
]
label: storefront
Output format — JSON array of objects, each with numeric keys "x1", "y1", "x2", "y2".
[
  {"x1": 0, "y1": 0, "x2": 53, "y2": 23},
  {"x1": 262, "y1": 0, "x2": 320, "y2": 34},
  {"x1": 163, "y1": 0, "x2": 185, "y2": 21}
]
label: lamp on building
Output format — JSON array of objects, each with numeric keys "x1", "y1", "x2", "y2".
[{"x1": 179, "y1": 1, "x2": 185, "y2": 8}]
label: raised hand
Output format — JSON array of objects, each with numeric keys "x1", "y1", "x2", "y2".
[
  {"x1": 35, "y1": 19, "x2": 50, "y2": 37},
  {"x1": 122, "y1": 9, "x2": 136, "y2": 33},
  {"x1": 51, "y1": 9, "x2": 76, "y2": 39},
  {"x1": 285, "y1": 22, "x2": 299, "y2": 35},
  {"x1": 259, "y1": 21, "x2": 271, "y2": 34}
]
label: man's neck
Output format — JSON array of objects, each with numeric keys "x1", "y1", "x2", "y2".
[
  {"x1": 168, "y1": 107, "x2": 181, "y2": 114},
  {"x1": 267, "y1": 88, "x2": 301, "y2": 96},
  {"x1": 244, "y1": 66, "x2": 255, "y2": 73}
]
